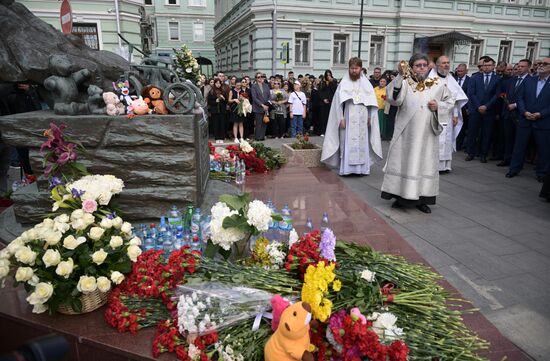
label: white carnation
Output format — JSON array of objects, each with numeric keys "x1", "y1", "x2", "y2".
[
  {"x1": 246, "y1": 200, "x2": 272, "y2": 232},
  {"x1": 373, "y1": 312, "x2": 398, "y2": 330},
  {"x1": 360, "y1": 268, "x2": 376, "y2": 283}
]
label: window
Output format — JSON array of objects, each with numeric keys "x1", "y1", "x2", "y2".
[
  {"x1": 536, "y1": 0, "x2": 544, "y2": 5},
  {"x1": 248, "y1": 34, "x2": 253, "y2": 68},
  {"x1": 498, "y1": 40, "x2": 512, "y2": 63},
  {"x1": 189, "y1": 0, "x2": 206, "y2": 6},
  {"x1": 369, "y1": 35, "x2": 385, "y2": 67},
  {"x1": 469, "y1": 40, "x2": 483, "y2": 66},
  {"x1": 333, "y1": 34, "x2": 349, "y2": 65},
  {"x1": 144, "y1": 0, "x2": 153, "y2": 5},
  {"x1": 295, "y1": 32, "x2": 311, "y2": 66},
  {"x1": 166, "y1": 0, "x2": 179, "y2": 5},
  {"x1": 168, "y1": 21, "x2": 179, "y2": 41},
  {"x1": 226, "y1": 46, "x2": 230, "y2": 70},
  {"x1": 72, "y1": 23, "x2": 99, "y2": 50},
  {"x1": 526, "y1": 42, "x2": 538, "y2": 63},
  {"x1": 193, "y1": 21, "x2": 205, "y2": 42}
]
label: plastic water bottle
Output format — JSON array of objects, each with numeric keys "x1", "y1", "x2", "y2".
[
  {"x1": 279, "y1": 204, "x2": 292, "y2": 239},
  {"x1": 228, "y1": 159, "x2": 236, "y2": 175},
  {"x1": 240, "y1": 160, "x2": 246, "y2": 183},
  {"x1": 168, "y1": 205, "x2": 182, "y2": 228},
  {"x1": 190, "y1": 234, "x2": 202, "y2": 252},
  {"x1": 214, "y1": 160, "x2": 222, "y2": 172},
  {"x1": 191, "y1": 208, "x2": 202, "y2": 238},
  {"x1": 148, "y1": 224, "x2": 158, "y2": 249},
  {"x1": 143, "y1": 228, "x2": 155, "y2": 251},
  {"x1": 201, "y1": 215, "x2": 211, "y2": 245},
  {"x1": 320, "y1": 212, "x2": 330, "y2": 232},
  {"x1": 305, "y1": 217, "x2": 314, "y2": 235},
  {"x1": 162, "y1": 230, "x2": 174, "y2": 259},
  {"x1": 264, "y1": 199, "x2": 277, "y2": 242},
  {"x1": 235, "y1": 161, "x2": 243, "y2": 185},
  {"x1": 159, "y1": 216, "x2": 168, "y2": 233},
  {"x1": 174, "y1": 231, "x2": 184, "y2": 250}
]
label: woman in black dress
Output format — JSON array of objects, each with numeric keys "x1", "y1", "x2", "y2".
[
  {"x1": 228, "y1": 78, "x2": 249, "y2": 143},
  {"x1": 207, "y1": 78, "x2": 227, "y2": 143},
  {"x1": 317, "y1": 70, "x2": 338, "y2": 136}
]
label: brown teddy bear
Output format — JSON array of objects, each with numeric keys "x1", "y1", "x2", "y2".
[
  {"x1": 141, "y1": 85, "x2": 168, "y2": 115},
  {"x1": 264, "y1": 301, "x2": 314, "y2": 361}
]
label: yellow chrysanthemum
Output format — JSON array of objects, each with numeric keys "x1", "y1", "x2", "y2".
[
  {"x1": 301, "y1": 260, "x2": 341, "y2": 321},
  {"x1": 332, "y1": 279, "x2": 342, "y2": 292}
]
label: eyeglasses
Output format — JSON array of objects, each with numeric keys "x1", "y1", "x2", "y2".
[
  {"x1": 537, "y1": 62, "x2": 550, "y2": 67},
  {"x1": 413, "y1": 63, "x2": 428, "y2": 68}
]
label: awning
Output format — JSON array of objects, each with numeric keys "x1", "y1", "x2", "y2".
[{"x1": 416, "y1": 31, "x2": 475, "y2": 46}]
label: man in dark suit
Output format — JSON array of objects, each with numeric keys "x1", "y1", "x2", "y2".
[
  {"x1": 466, "y1": 57, "x2": 500, "y2": 163},
  {"x1": 454, "y1": 63, "x2": 470, "y2": 151},
  {"x1": 506, "y1": 57, "x2": 550, "y2": 182},
  {"x1": 250, "y1": 71, "x2": 271, "y2": 141},
  {"x1": 497, "y1": 59, "x2": 531, "y2": 167}
]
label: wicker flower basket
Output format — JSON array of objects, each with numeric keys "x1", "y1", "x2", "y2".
[{"x1": 58, "y1": 289, "x2": 109, "y2": 315}]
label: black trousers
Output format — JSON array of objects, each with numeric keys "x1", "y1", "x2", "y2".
[{"x1": 210, "y1": 113, "x2": 226, "y2": 140}]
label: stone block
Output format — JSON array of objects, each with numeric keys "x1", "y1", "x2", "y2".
[
  {"x1": 0, "y1": 110, "x2": 209, "y2": 225},
  {"x1": 282, "y1": 143, "x2": 323, "y2": 168}
]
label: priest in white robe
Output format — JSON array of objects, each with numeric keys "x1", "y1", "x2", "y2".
[
  {"x1": 321, "y1": 57, "x2": 382, "y2": 175},
  {"x1": 381, "y1": 54, "x2": 455, "y2": 213},
  {"x1": 429, "y1": 56, "x2": 468, "y2": 172}
]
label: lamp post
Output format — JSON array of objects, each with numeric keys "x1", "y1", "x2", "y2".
[{"x1": 358, "y1": 0, "x2": 364, "y2": 58}]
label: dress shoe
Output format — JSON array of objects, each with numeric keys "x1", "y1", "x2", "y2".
[
  {"x1": 416, "y1": 204, "x2": 431, "y2": 214},
  {"x1": 465, "y1": 155, "x2": 474, "y2": 161},
  {"x1": 505, "y1": 171, "x2": 518, "y2": 178},
  {"x1": 480, "y1": 156, "x2": 487, "y2": 163},
  {"x1": 497, "y1": 161, "x2": 510, "y2": 167},
  {"x1": 391, "y1": 200, "x2": 403, "y2": 209}
]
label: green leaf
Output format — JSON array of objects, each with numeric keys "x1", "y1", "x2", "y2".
[
  {"x1": 71, "y1": 298, "x2": 83, "y2": 313},
  {"x1": 72, "y1": 162, "x2": 89, "y2": 175},
  {"x1": 271, "y1": 214, "x2": 283, "y2": 222},
  {"x1": 222, "y1": 214, "x2": 249, "y2": 231},
  {"x1": 204, "y1": 240, "x2": 219, "y2": 259},
  {"x1": 219, "y1": 247, "x2": 232, "y2": 261},
  {"x1": 219, "y1": 194, "x2": 246, "y2": 211}
]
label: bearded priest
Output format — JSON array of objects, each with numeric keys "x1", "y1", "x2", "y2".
[
  {"x1": 381, "y1": 54, "x2": 456, "y2": 214},
  {"x1": 429, "y1": 55, "x2": 468, "y2": 172},
  {"x1": 321, "y1": 57, "x2": 382, "y2": 176}
]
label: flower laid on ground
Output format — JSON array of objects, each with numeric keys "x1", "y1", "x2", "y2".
[
  {"x1": 246, "y1": 238, "x2": 287, "y2": 270},
  {"x1": 301, "y1": 261, "x2": 340, "y2": 322},
  {"x1": 290, "y1": 133, "x2": 317, "y2": 150},
  {"x1": 239, "y1": 140, "x2": 253, "y2": 153},
  {"x1": 40, "y1": 122, "x2": 88, "y2": 179},
  {"x1": 319, "y1": 228, "x2": 336, "y2": 262},
  {"x1": 284, "y1": 230, "x2": 331, "y2": 279},
  {"x1": 206, "y1": 193, "x2": 282, "y2": 258},
  {"x1": 0, "y1": 174, "x2": 136, "y2": 314}
]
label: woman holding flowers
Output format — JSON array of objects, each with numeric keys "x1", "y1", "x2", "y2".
[
  {"x1": 228, "y1": 78, "x2": 250, "y2": 143},
  {"x1": 268, "y1": 79, "x2": 288, "y2": 139},
  {"x1": 207, "y1": 78, "x2": 228, "y2": 144}
]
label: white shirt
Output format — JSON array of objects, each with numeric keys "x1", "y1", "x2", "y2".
[{"x1": 288, "y1": 91, "x2": 307, "y2": 115}]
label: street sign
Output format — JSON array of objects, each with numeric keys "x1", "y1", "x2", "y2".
[
  {"x1": 60, "y1": 0, "x2": 73, "y2": 34},
  {"x1": 281, "y1": 41, "x2": 289, "y2": 65}
]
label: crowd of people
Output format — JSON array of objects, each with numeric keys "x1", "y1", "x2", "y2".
[{"x1": 200, "y1": 54, "x2": 550, "y2": 206}]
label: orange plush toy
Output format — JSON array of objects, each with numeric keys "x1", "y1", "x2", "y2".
[
  {"x1": 264, "y1": 302, "x2": 314, "y2": 361},
  {"x1": 141, "y1": 85, "x2": 169, "y2": 115}
]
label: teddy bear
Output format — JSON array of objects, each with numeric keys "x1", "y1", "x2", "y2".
[
  {"x1": 264, "y1": 301, "x2": 314, "y2": 361},
  {"x1": 102, "y1": 91, "x2": 126, "y2": 116},
  {"x1": 141, "y1": 85, "x2": 168, "y2": 115},
  {"x1": 127, "y1": 96, "x2": 151, "y2": 118}
]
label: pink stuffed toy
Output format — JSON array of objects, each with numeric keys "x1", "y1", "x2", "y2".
[{"x1": 271, "y1": 295, "x2": 291, "y2": 331}]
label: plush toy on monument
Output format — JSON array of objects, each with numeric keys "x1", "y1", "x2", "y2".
[{"x1": 141, "y1": 85, "x2": 169, "y2": 115}]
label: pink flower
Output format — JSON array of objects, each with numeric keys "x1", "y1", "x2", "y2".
[{"x1": 82, "y1": 199, "x2": 98, "y2": 213}]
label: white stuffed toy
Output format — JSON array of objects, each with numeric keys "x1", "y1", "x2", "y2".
[{"x1": 103, "y1": 92, "x2": 126, "y2": 116}]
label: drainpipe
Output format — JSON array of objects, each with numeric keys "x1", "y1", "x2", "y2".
[
  {"x1": 272, "y1": 0, "x2": 277, "y2": 75},
  {"x1": 114, "y1": 0, "x2": 122, "y2": 47}
]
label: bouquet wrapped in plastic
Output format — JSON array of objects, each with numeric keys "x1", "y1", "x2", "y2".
[{"x1": 176, "y1": 282, "x2": 273, "y2": 336}]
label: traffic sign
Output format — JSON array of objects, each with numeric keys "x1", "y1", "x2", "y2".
[{"x1": 60, "y1": 0, "x2": 73, "y2": 34}]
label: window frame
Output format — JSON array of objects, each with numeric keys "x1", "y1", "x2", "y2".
[
  {"x1": 332, "y1": 33, "x2": 349, "y2": 66},
  {"x1": 188, "y1": 0, "x2": 206, "y2": 7},
  {"x1": 498, "y1": 40, "x2": 513, "y2": 64},
  {"x1": 469, "y1": 40, "x2": 484, "y2": 67},
  {"x1": 192, "y1": 21, "x2": 205, "y2": 42},
  {"x1": 72, "y1": 22, "x2": 101, "y2": 50},
  {"x1": 168, "y1": 21, "x2": 180, "y2": 41},
  {"x1": 294, "y1": 32, "x2": 311, "y2": 67},
  {"x1": 166, "y1": 0, "x2": 179, "y2": 5},
  {"x1": 369, "y1": 35, "x2": 385, "y2": 68}
]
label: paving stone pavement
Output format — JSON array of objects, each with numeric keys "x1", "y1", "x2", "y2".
[{"x1": 256, "y1": 135, "x2": 549, "y2": 361}]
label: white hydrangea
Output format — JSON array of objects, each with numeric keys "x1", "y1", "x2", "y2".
[
  {"x1": 66, "y1": 175, "x2": 124, "y2": 205},
  {"x1": 210, "y1": 202, "x2": 246, "y2": 251},
  {"x1": 246, "y1": 200, "x2": 272, "y2": 232},
  {"x1": 370, "y1": 311, "x2": 403, "y2": 340}
]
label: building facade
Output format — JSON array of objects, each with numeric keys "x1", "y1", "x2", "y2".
[
  {"x1": 19, "y1": 0, "x2": 145, "y2": 62},
  {"x1": 214, "y1": 0, "x2": 550, "y2": 78},
  {"x1": 145, "y1": 0, "x2": 216, "y2": 76}
]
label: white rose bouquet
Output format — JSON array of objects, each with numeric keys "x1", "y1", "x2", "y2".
[
  {"x1": 0, "y1": 174, "x2": 139, "y2": 314},
  {"x1": 206, "y1": 193, "x2": 282, "y2": 260}
]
